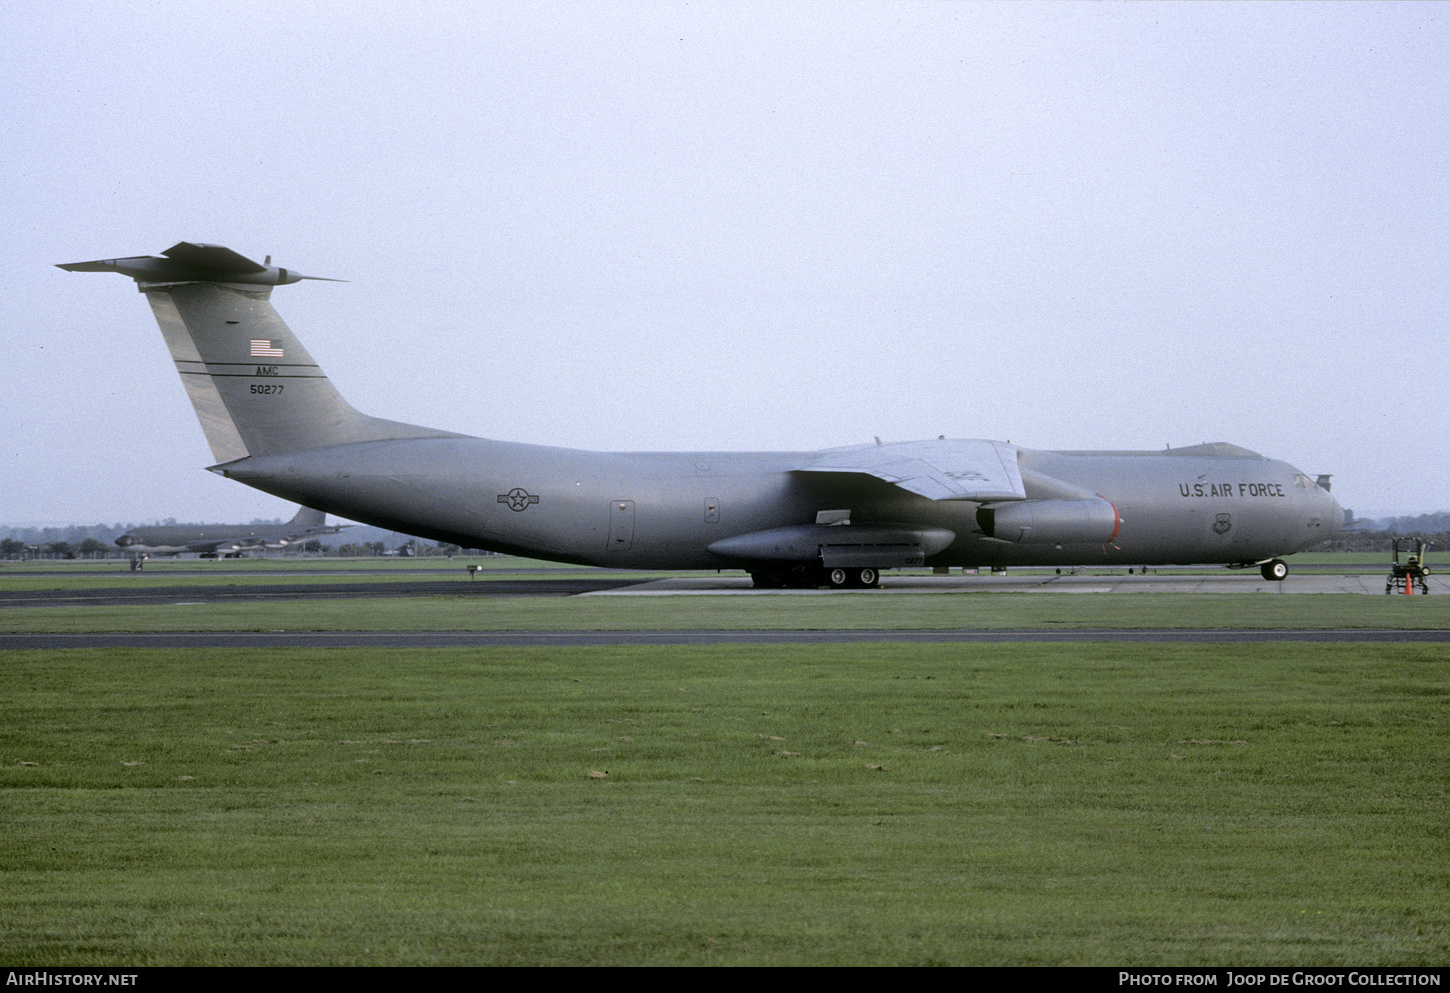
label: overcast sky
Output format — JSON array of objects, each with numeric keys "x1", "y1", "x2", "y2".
[{"x1": 4, "y1": 1, "x2": 1446, "y2": 525}]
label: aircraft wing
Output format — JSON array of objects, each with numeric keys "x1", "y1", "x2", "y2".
[{"x1": 798, "y1": 439, "x2": 1026, "y2": 502}]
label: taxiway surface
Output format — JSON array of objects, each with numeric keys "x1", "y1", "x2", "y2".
[
  {"x1": 7, "y1": 568, "x2": 1443, "y2": 649},
  {"x1": 4, "y1": 628, "x2": 1449, "y2": 650},
  {"x1": 4, "y1": 569, "x2": 1442, "y2": 610}
]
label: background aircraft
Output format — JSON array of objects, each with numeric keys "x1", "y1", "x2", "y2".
[
  {"x1": 114, "y1": 504, "x2": 346, "y2": 558},
  {"x1": 62, "y1": 243, "x2": 1344, "y2": 587}
]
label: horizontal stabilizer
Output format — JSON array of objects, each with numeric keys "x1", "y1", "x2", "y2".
[
  {"x1": 57, "y1": 242, "x2": 342, "y2": 286},
  {"x1": 162, "y1": 242, "x2": 267, "y2": 273}
]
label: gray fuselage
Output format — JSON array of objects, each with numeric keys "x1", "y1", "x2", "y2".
[{"x1": 216, "y1": 437, "x2": 1342, "y2": 570}]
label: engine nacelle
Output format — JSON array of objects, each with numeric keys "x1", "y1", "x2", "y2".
[{"x1": 976, "y1": 498, "x2": 1120, "y2": 545}]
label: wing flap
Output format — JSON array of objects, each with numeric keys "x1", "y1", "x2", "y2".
[{"x1": 799, "y1": 438, "x2": 1026, "y2": 502}]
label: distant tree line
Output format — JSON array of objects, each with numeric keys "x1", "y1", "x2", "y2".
[
  {"x1": 1377, "y1": 512, "x2": 1450, "y2": 534},
  {"x1": 0, "y1": 519, "x2": 472, "y2": 559},
  {"x1": 1313, "y1": 512, "x2": 1450, "y2": 553},
  {"x1": 1, "y1": 537, "x2": 116, "y2": 559},
  {"x1": 1315, "y1": 530, "x2": 1450, "y2": 553},
  {"x1": 0, "y1": 519, "x2": 289, "y2": 559}
]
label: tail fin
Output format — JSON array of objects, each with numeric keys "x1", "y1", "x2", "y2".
[
  {"x1": 59, "y1": 243, "x2": 461, "y2": 463},
  {"x1": 288, "y1": 505, "x2": 327, "y2": 530}
]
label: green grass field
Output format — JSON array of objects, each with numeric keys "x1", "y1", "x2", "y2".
[
  {"x1": 2, "y1": 642, "x2": 1447, "y2": 966},
  {"x1": 4, "y1": 557, "x2": 1447, "y2": 965}
]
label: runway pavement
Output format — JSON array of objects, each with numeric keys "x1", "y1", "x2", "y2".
[
  {"x1": 5, "y1": 568, "x2": 1443, "y2": 649},
  {"x1": 0, "y1": 577, "x2": 641, "y2": 608},
  {"x1": 4, "y1": 568, "x2": 1440, "y2": 610},
  {"x1": 5, "y1": 628, "x2": 1449, "y2": 649},
  {"x1": 585, "y1": 572, "x2": 1449, "y2": 596}
]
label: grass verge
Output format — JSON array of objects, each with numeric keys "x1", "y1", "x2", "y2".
[{"x1": 2, "y1": 643, "x2": 1446, "y2": 965}]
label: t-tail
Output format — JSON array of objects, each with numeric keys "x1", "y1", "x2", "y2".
[{"x1": 58, "y1": 243, "x2": 461, "y2": 464}]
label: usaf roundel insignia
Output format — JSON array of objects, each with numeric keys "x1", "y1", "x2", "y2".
[{"x1": 499, "y1": 488, "x2": 540, "y2": 512}]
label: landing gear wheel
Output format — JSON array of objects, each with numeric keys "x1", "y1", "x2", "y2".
[
  {"x1": 857, "y1": 567, "x2": 879, "y2": 588},
  {"x1": 1261, "y1": 559, "x2": 1288, "y2": 582},
  {"x1": 827, "y1": 567, "x2": 850, "y2": 588}
]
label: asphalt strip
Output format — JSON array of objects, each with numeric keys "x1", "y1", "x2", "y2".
[{"x1": 3, "y1": 629, "x2": 1449, "y2": 649}]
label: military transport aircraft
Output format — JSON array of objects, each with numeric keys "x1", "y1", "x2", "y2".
[
  {"x1": 61, "y1": 243, "x2": 1344, "y2": 588},
  {"x1": 114, "y1": 505, "x2": 347, "y2": 558}
]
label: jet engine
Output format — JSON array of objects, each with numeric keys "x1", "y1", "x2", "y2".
[{"x1": 976, "y1": 498, "x2": 1120, "y2": 545}]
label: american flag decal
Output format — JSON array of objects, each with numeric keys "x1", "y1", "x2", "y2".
[{"x1": 250, "y1": 339, "x2": 284, "y2": 358}]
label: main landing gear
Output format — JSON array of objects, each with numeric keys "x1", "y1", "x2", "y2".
[
  {"x1": 750, "y1": 566, "x2": 882, "y2": 589},
  {"x1": 827, "y1": 566, "x2": 879, "y2": 589}
]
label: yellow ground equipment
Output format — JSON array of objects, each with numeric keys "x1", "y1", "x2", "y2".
[{"x1": 1385, "y1": 538, "x2": 1431, "y2": 595}]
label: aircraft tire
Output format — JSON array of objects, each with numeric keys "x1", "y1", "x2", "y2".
[
  {"x1": 1261, "y1": 559, "x2": 1288, "y2": 582},
  {"x1": 827, "y1": 567, "x2": 851, "y2": 588},
  {"x1": 751, "y1": 569, "x2": 788, "y2": 590},
  {"x1": 857, "y1": 567, "x2": 879, "y2": 588}
]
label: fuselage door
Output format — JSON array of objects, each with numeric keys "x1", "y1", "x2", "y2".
[{"x1": 607, "y1": 500, "x2": 635, "y2": 552}]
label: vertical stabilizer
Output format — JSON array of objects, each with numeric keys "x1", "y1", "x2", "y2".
[
  {"x1": 287, "y1": 505, "x2": 328, "y2": 530},
  {"x1": 59, "y1": 245, "x2": 463, "y2": 462}
]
